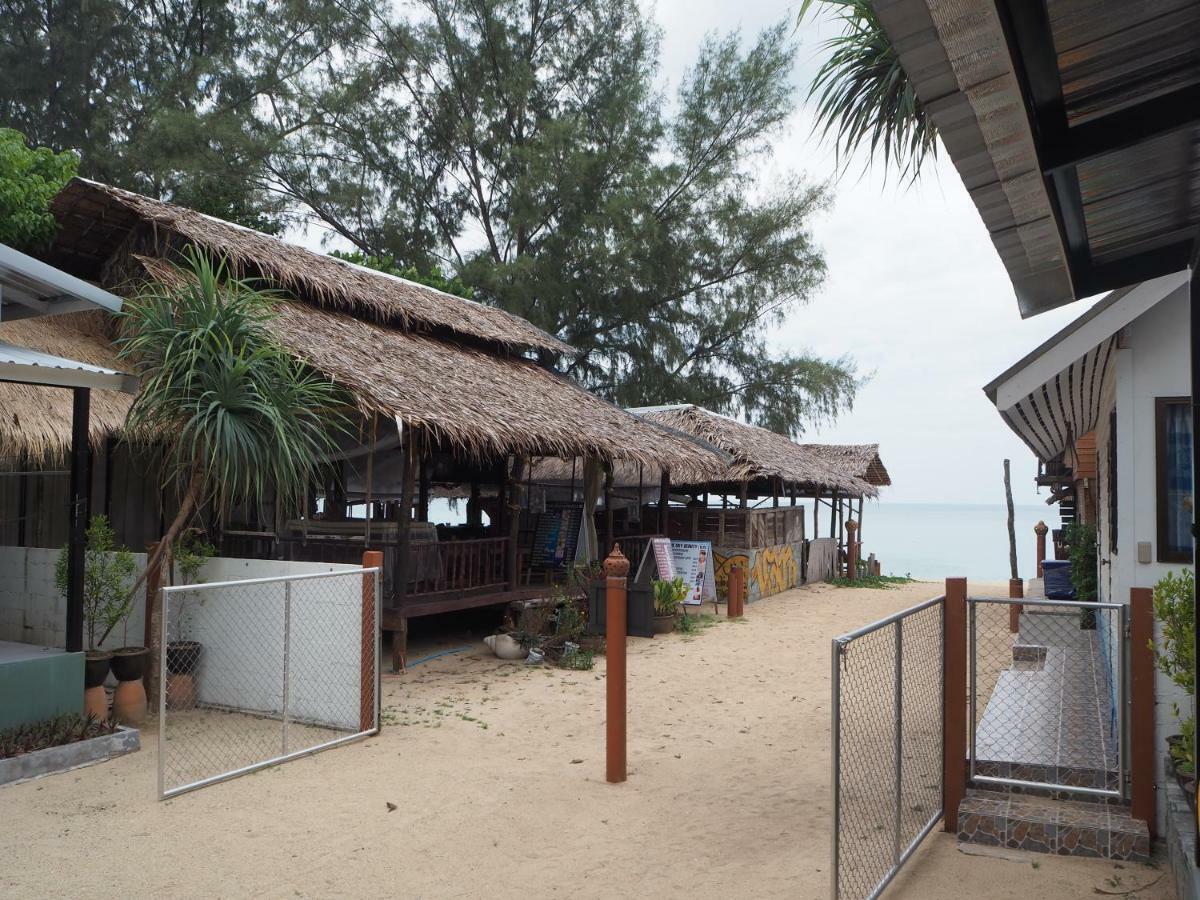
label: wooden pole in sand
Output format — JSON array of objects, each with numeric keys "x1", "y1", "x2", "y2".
[
  {"x1": 604, "y1": 544, "x2": 629, "y2": 784},
  {"x1": 943, "y1": 577, "x2": 967, "y2": 833},
  {"x1": 1003, "y1": 460, "x2": 1023, "y2": 631}
]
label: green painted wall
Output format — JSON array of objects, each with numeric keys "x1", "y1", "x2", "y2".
[{"x1": 0, "y1": 652, "x2": 84, "y2": 731}]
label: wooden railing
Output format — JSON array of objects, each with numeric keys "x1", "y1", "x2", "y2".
[{"x1": 408, "y1": 537, "x2": 509, "y2": 598}]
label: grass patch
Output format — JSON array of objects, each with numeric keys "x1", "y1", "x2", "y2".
[
  {"x1": 677, "y1": 612, "x2": 719, "y2": 636},
  {"x1": 829, "y1": 574, "x2": 915, "y2": 590}
]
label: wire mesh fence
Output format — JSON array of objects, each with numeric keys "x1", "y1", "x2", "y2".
[
  {"x1": 968, "y1": 597, "x2": 1124, "y2": 799},
  {"x1": 832, "y1": 596, "x2": 944, "y2": 900},
  {"x1": 158, "y1": 567, "x2": 380, "y2": 800}
]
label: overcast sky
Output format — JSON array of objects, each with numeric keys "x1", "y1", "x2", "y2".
[{"x1": 647, "y1": 0, "x2": 1099, "y2": 506}]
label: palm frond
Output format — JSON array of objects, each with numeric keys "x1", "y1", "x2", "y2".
[
  {"x1": 117, "y1": 246, "x2": 351, "y2": 519},
  {"x1": 799, "y1": 0, "x2": 937, "y2": 182}
]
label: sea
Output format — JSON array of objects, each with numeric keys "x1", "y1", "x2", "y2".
[{"x1": 850, "y1": 501, "x2": 1056, "y2": 581}]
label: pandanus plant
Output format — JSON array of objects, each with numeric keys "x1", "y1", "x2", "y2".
[
  {"x1": 799, "y1": 0, "x2": 938, "y2": 182},
  {"x1": 116, "y1": 246, "x2": 350, "y2": 613}
]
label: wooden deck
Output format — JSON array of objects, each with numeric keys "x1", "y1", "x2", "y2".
[{"x1": 382, "y1": 585, "x2": 556, "y2": 672}]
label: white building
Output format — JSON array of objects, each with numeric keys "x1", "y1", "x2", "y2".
[{"x1": 986, "y1": 271, "x2": 1193, "y2": 819}]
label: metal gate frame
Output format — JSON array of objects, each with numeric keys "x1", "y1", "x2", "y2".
[
  {"x1": 967, "y1": 595, "x2": 1126, "y2": 800},
  {"x1": 158, "y1": 566, "x2": 381, "y2": 800},
  {"x1": 831, "y1": 595, "x2": 945, "y2": 900}
]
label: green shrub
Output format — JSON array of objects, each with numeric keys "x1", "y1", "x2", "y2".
[
  {"x1": 54, "y1": 515, "x2": 138, "y2": 650},
  {"x1": 1150, "y1": 568, "x2": 1195, "y2": 773},
  {"x1": 653, "y1": 576, "x2": 688, "y2": 616}
]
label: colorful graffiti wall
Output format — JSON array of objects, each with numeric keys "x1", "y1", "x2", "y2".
[{"x1": 713, "y1": 542, "x2": 804, "y2": 603}]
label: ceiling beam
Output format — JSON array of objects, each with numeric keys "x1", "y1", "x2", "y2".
[
  {"x1": 1042, "y1": 84, "x2": 1200, "y2": 174},
  {"x1": 993, "y1": 0, "x2": 1092, "y2": 290},
  {"x1": 1078, "y1": 240, "x2": 1196, "y2": 297}
]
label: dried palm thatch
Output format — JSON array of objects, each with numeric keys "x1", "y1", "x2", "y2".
[
  {"x1": 267, "y1": 304, "x2": 727, "y2": 472},
  {"x1": 1, "y1": 259, "x2": 727, "y2": 476},
  {"x1": 51, "y1": 178, "x2": 570, "y2": 356},
  {"x1": 0, "y1": 311, "x2": 133, "y2": 458},
  {"x1": 799, "y1": 443, "x2": 891, "y2": 486},
  {"x1": 628, "y1": 404, "x2": 878, "y2": 497}
]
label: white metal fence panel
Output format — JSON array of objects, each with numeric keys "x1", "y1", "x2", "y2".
[
  {"x1": 832, "y1": 596, "x2": 944, "y2": 900},
  {"x1": 158, "y1": 567, "x2": 380, "y2": 799}
]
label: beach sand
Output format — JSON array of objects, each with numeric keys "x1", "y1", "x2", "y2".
[{"x1": 0, "y1": 579, "x2": 1173, "y2": 899}]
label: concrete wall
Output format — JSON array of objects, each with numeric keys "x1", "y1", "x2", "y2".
[{"x1": 1093, "y1": 284, "x2": 1192, "y2": 832}]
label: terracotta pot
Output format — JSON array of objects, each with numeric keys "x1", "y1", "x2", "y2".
[
  {"x1": 166, "y1": 641, "x2": 202, "y2": 675},
  {"x1": 110, "y1": 646, "x2": 149, "y2": 682},
  {"x1": 84, "y1": 684, "x2": 110, "y2": 721},
  {"x1": 84, "y1": 650, "x2": 113, "y2": 689},
  {"x1": 112, "y1": 678, "x2": 147, "y2": 726},
  {"x1": 166, "y1": 672, "x2": 197, "y2": 710},
  {"x1": 652, "y1": 614, "x2": 677, "y2": 635}
]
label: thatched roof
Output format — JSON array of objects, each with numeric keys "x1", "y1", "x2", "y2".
[
  {"x1": 50, "y1": 178, "x2": 570, "y2": 356},
  {"x1": 0, "y1": 258, "x2": 727, "y2": 476},
  {"x1": 798, "y1": 444, "x2": 891, "y2": 487},
  {"x1": 0, "y1": 311, "x2": 133, "y2": 457},
  {"x1": 627, "y1": 405, "x2": 877, "y2": 497}
]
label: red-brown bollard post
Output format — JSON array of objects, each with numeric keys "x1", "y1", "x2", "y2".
[
  {"x1": 604, "y1": 544, "x2": 629, "y2": 784},
  {"x1": 728, "y1": 564, "x2": 744, "y2": 617},
  {"x1": 1129, "y1": 587, "x2": 1156, "y2": 837},
  {"x1": 1034, "y1": 520, "x2": 1049, "y2": 578},
  {"x1": 845, "y1": 520, "x2": 859, "y2": 580},
  {"x1": 943, "y1": 577, "x2": 967, "y2": 833},
  {"x1": 361, "y1": 550, "x2": 383, "y2": 733},
  {"x1": 1008, "y1": 577, "x2": 1024, "y2": 633}
]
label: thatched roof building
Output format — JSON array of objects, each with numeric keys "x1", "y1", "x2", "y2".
[
  {"x1": 624, "y1": 405, "x2": 879, "y2": 498},
  {"x1": 798, "y1": 444, "x2": 891, "y2": 488},
  {"x1": 0, "y1": 178, "x2": 726, "y2": 477}
]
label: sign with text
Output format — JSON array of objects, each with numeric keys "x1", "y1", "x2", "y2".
[{"x1": 670, "y1": 540, "x2": 715, "y2": 606}]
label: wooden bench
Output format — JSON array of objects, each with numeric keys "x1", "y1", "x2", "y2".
[{"x1": 382, "y1": 586, "x2": 552, "y2": 672}]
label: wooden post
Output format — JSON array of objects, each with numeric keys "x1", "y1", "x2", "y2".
[
  {"x1": 468, "y1": 479, "x2": 481, "y2": 527},
  {"x1": 943, "y1": 577, "x2": 967, "y2": 833},
  {"x1": 658, "y1": 469, "x2": 670, "y2": 534},
  {"x1": 1130, "y1": 586, "x2": 1156, "y2": 837},
  {"x1": 361, "y1": 550, "x2": 383, "y2": 732},
  {"x1": 417, "y1": 448, "x2": 430, "y2": 523},
  {"x1": 604, "y1": 544, "x2": 629, "y2": 784},
  {"x1": 728, "y1": 563, "x2": 745, "y2": 617},
  {"x1": 1034, "y1": 520, "x2": 1049, "y2": 577},
  {"x1": 813, "y1": 495, "x2": 819, "y2": 538},
  {"x1": 845, "y1": 520, "x2": 858, "y2": 580},
  {"x1": 66, "y1": 387, "x2": 90, "y2": 653},
  {"x1": 507, "y1": 456, "x2": 526, "y2": 590},
  {"x1": 603, "y1": 468, "x2": 614, "y2": 552},
  {"x1": 1003, "y1": 459, "x2": 1018, "y2": 580},
  {"x1": 772, "y1": 479, "x2": 779, "y2": 508},
  {"x1": 390, "y1": 434, "x2": 417, "y2": 673},
  {"x1": 739, "y1": 480, "x2": 748, "y2": 509},
  {"x1": 1008, "y1": 577, "x2": 1024, "y2": 633},
  {"x1": 144, "y1": 541, "x2": 163, "y2": 712}
]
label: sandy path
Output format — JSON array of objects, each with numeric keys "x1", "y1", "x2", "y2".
[{"x1": 0, "y1": 580, "x2": 1173, "y2": 900}]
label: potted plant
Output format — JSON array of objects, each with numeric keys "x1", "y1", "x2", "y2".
[
  {"x1": 164, "y1": 530, "x2": 214, "y2": 709},
  {"x1": 55, "y1": 515, "x2": 138, "y2": 722},
  {"x1": 1150, "y1": 568, "x2": 1195, "y2": 812},
  {"x1": 652, "y1": 576, "x2": 688, "y2": 634}
]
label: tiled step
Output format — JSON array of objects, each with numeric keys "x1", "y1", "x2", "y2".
[{"x1": 957, "y1": 789, "x2": 1149, "y2": 861}]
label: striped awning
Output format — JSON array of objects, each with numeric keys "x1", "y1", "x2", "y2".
[
  {"x1": 984, "y1": 271, "x2": 1189, "y2": 462},
  {"x1": 996, "y1": 336, "x2": 1116, "y2": 461}
]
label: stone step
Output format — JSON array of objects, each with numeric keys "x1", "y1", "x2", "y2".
[{"x1": 957, "y1": 789, "x2": 1149, "y2": 861}]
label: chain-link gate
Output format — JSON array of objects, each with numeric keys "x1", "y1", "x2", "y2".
[
  {"x1": 158, "y1": 567, "x2": 380, "y2": 799},
  {"x1": 969, "y1": 597, "x2": 1124, "y2": 799},
  {"x1": 831, "y1": 597, "x2": 944, "y2": 900}
]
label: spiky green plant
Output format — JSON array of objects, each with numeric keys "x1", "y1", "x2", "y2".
[
  {"x1": 799, "y1": 0, "x2": 937, "y2": 181},
  {"x1": 116, "y1": 246, "x2": 350, "y2": 593}
]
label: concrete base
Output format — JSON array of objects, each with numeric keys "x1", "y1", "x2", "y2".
[
  {"x1": 1163, "y1": 763, "x2": 1200, "y2": 900},
  {"x1": 0, "y1": 725, "x2": 139, "y2": 788}
]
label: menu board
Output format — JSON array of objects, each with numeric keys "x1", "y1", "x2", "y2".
[
  {"x1": 669, "y1": 540, "x2": 716, "y2": 606},
  {"x1": 651, "y1": 538, "x2": 675, "y2": 580}
]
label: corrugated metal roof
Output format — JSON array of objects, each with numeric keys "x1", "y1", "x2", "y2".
[{"x1": 0, "y1": 340, "x2": 137, "y2": 393}]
